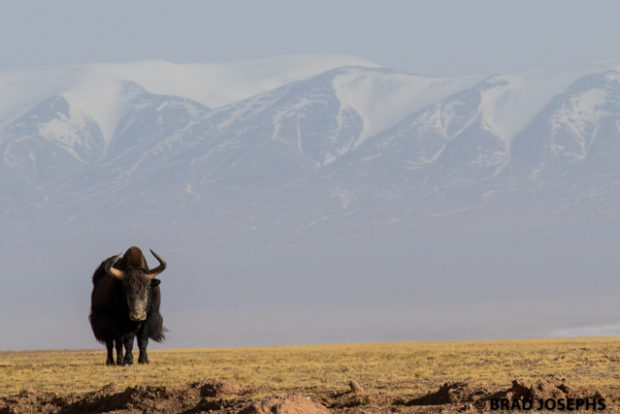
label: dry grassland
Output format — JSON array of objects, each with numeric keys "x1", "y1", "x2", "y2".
[{"x1": 1, "y1": 337, "x2": 619, "y2": 399}]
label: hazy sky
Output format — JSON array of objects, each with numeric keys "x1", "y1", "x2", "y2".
[
  {"x1": 3, "y1": 1, "x2": 620, "y2": 351},
  {"x1": 2, "y1": 0, "x2": 620, "y2": 76}
]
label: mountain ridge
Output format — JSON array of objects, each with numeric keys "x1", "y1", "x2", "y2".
[{"x1": 1, "y1": 56, "x2": 620, "y2": 233}]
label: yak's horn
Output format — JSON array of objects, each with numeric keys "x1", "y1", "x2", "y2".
[
  {"x1": 105, "y1": 253, "x2": 124, "y2": 279},
  {"x1": 145, "y1": 249, "x2": 166, "y2": 279}
]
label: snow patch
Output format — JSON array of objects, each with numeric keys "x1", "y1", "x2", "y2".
[
  {"x1": 62, "y1": 76, "x2": 141, "y2": 145},
  {"x1": 332, "y1": 69, "x2": 482, "y2": 146},
  {"x1": 549, "y1": 88, "x2": 608, "y2": 160},
  {"x1": 476, "y1": 60, "x2": 620, "y2": 141},
  {"x1": 65, "y1": 55, "x2": 380, "y2": 111},
  {"x1": 0, "y1": 55, "x2": 380, "y2": 141},
  {"x1": 184, "y1": 180, "x2": 200, "y2": 200},
  {"x1": 0, "y1": 66, "x2": 78, "y2": 133},
  {"x1": 323, "y1": 152, "x2": 337, "y2": 165},
  {"x1": 38, "y1": 110, "x2": 89, "y2": 152},
  {"x1": 307, "y1": 215, "x2": 329, "y2": 227},
  {"x1": 331, "y1": 188, "x2": 357, "y2": 209}
]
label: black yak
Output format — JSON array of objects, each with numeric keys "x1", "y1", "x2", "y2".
[{"x1": 89, "y1": 246, "x2": 167, "y2": 365}]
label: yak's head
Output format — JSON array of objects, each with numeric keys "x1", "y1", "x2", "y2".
[{"x1": 105, "y1": 248, "x2": 166, "y2": 321}]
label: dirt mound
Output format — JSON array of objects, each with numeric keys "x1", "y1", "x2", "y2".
[
  {"x1": 402, "y1": 377, "x2": 606, "y2": 410},
  {"x1": 240, "y1": 394, "x2": 330, "y2": 414},
  {"x1": 0, "y1": 377, "x2": 610, "y2": 413},
  {"x1": 0, "y1": 388, "x2": 64, "y2": 414},
  {"x1": 324, "y1": 379, "x2": 395, "y2": 409},
  {"x1": 0, "y1": 380, "x2": 246, "y2": 414},
  {"x1": 489, "y1": 376, "x2": 605, "y2": 402},
  {"x1": 64, "y1": 384, "x2": 196, "y2": 413},
  {"x1": 406, "y1": 381, "x2": 486, "y2": 405},
  {"x1": 192, "y1": 378, "x2": 246, "y2": 398},
  {"x1": 347, "y1": 380, "x2": 364, "y2": 394}
]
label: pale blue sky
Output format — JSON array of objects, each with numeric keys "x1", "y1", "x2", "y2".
[
  {"x1": 2, "y1": 1, "x2": 620, "y2": 350},
  {"x1": 1, "y1": 0, "x2": 620, "y2": 75}
]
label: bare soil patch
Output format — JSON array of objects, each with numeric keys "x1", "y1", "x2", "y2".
[
  {"x1": 487, "y1": 376, "x2": 605, "y2": 402},
  {"x1": 0, "y1": 380, "x2": 246, "y2": 414},
  {"x1": 398, "y1": 377, "x2": 611, "y2": 413},
  {"x1": 405, "y1": 381, "x2": 487, "y2": 405},
  {"x1": 0, "y1": 377, "x2": 615, "y2": 413},
  {"x1": 240, "y1": 394, "x2": 330, "y2": 414}
]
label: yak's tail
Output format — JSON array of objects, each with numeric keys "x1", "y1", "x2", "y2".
[
  {"x1": 88, "y1": 312, "x2": 108, "y2": 344},
  {"x1": 147, "y1": 312, "x2": 167, "y2": 342}
]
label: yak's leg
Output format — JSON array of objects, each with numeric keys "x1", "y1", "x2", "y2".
[
  {"x1": 115, "y1": 337, "x2": 125, "y2": 366},
  {"x1": 123, "y1": 333, "x2": 135, "y2": 365},
  {"x1": 105, "y1": 339, "x2": 115, "y2": 366},
  {"x1": 137, "y1": 325, "x2": 150, "y2": 364}
]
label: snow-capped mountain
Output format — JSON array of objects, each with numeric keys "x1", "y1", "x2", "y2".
[{"x1": 2, "y1": 56, "x2": 620, "y2": 235}]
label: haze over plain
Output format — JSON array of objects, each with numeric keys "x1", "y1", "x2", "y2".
[{"x1": 1, "y1": 1, "x2": 620, "y2": 349}]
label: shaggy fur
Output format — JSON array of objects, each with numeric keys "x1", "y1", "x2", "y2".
[{"x1": 89, "y1": 247, "x2": 166, "y2": 365}]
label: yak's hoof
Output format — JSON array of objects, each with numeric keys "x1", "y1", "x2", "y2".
[
  {"x1": 116, "y1": 360, "x2": 125, "y2": 366},
  {"x1": 106, "y1": 359, "x2": 115, "y2": 366},
  {"x1": 124, "y1": 357, "x2": 134, "y2": 365},
  {"x1": 138, "y1": 355, "x2": 149, "y2": 364}
]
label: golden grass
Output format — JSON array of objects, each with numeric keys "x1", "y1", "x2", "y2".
[{"x1": 1, "y1": 337, "x2": 619, "y2": 398}]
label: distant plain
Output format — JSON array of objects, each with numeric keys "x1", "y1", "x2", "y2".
[{"x1": 2, "y1": 338, "x2": 618, "y2": 397}]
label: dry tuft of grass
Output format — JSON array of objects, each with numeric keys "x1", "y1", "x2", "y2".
[{"x1": 1, "y1": 337, "x2": 619, "y2": 398}]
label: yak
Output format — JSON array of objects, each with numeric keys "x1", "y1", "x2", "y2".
[{"x1": 89, "y1": 246, "x2": 167, "y2": 365}]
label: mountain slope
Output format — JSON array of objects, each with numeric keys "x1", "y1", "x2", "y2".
[{"x1": 1, "y1": 57, "x2": 620, "y2": 231}]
